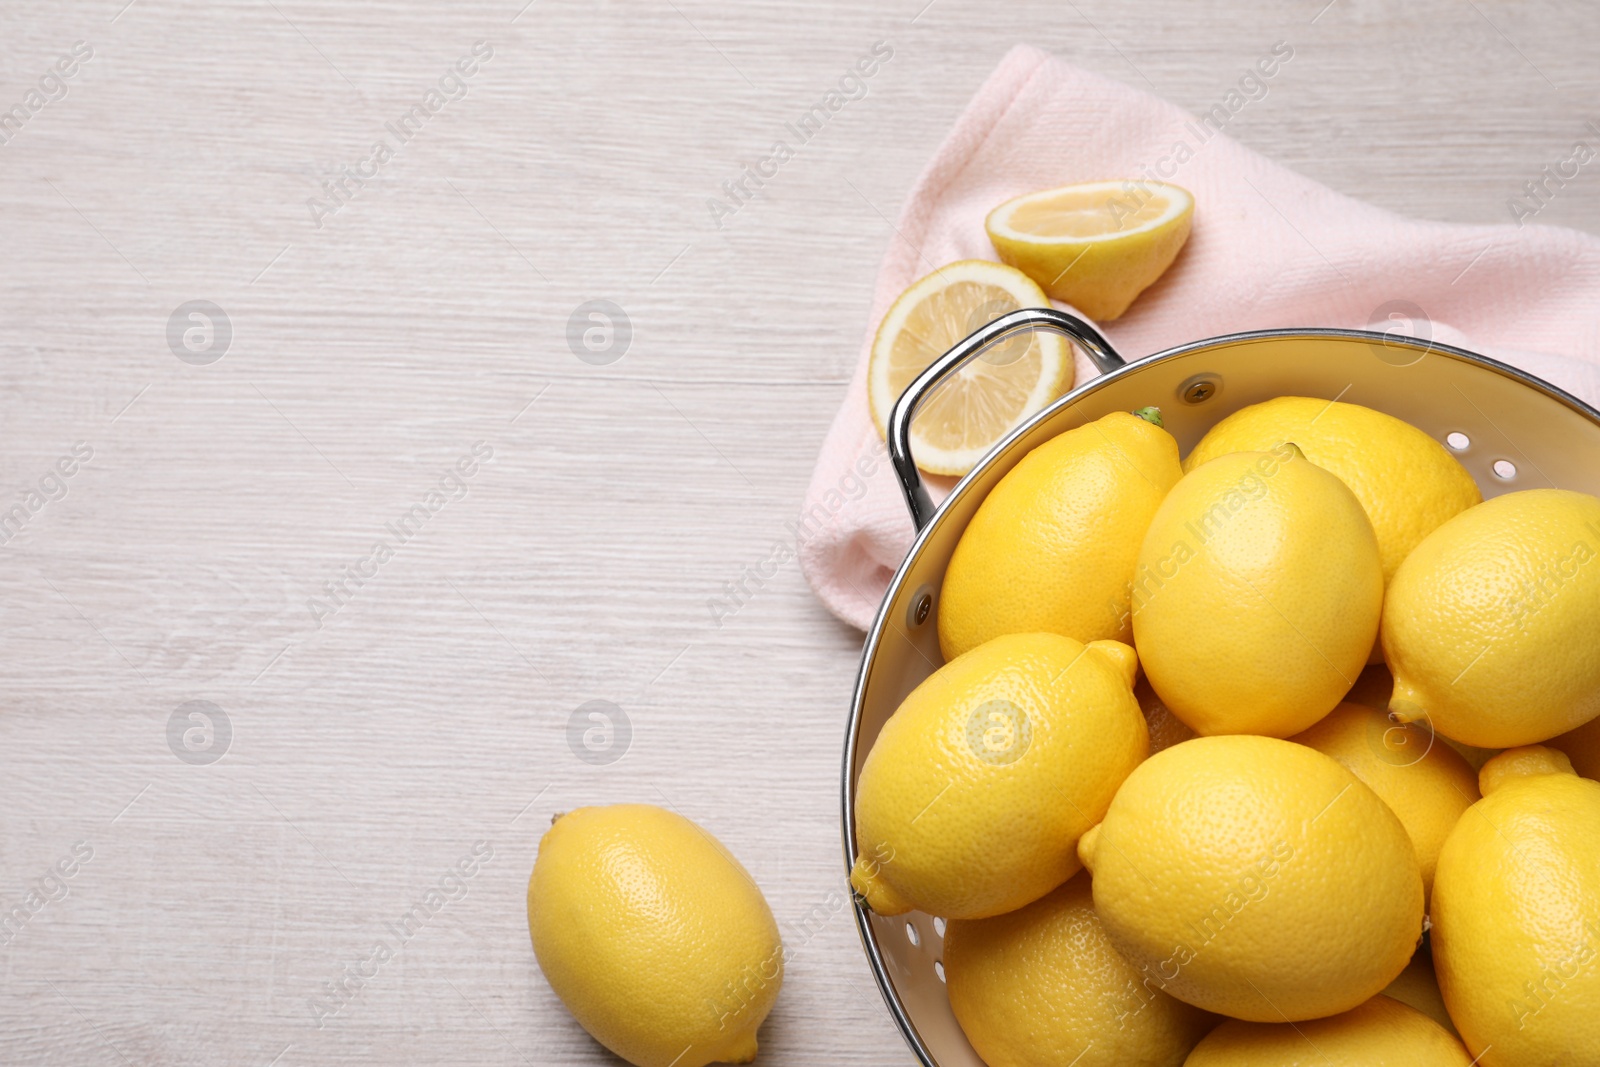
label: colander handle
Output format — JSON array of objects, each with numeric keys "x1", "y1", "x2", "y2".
[{"x1": 888, "y1": 307, "x2": 1125, "y2": 530}]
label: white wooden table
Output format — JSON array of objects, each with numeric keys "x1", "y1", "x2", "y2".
[{"x1": 1, "y1": 0, "x2": 1596, "y2": 1063}]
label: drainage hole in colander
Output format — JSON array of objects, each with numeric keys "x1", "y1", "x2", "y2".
[
  {"x1": 905, "y1": 922, "x2": 920, "y2": 947},
  {"x1": 934, "y1": 960, "x2": 946, "y2": 983},
  {"x1": 932, "y1": 916, "x2": 947, "y2": 938},
  {"x1": 1446, "y1": 431, "x2": 1470, "y2": 451},
  {"x1": 1493, "y1": 459, "x2": 1517, "y2": 480}
]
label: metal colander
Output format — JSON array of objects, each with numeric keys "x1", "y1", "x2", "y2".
[{"x1": 839, "y1": 308, "x2": 1600, "y2": 1066}]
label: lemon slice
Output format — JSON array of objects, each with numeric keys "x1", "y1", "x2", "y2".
[
  {"x1": 986, "y1": 181, "x2": 1193, "y2": 320},
  {"x1": 867, "y1": 260, "x2": 1071, "y2": 477}
]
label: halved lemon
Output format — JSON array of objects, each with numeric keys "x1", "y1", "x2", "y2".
[
  {"x1": 867, "y1": 260, "x2": 1071, "y2": 477},
  {"x1": 986, "y1": 180, "x2": 1193, "y2": 320}
]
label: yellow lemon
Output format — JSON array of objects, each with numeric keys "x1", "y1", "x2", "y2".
[
  {"x1": 1132, "y1": 445, "x2": 1383, "y2": 736},
  {"x1": 938, "y1": 410, "x2": 1182, "y2": 659},
  {"x1": 1382, "y1": 946, "x2": 1458, "y2": 1037},
  {"x1": 1384, "y1": 489, "x2": 1600, "y2": 747},
  {"x1": 1432, "y1": 745, "x2": 1600, "y2": 1066},
  {"x1": 851, "y1": 632, "x2": 1146, "y2": 919},
  {"x1": 1549, "y1": 712, "x2": 1600, "y2": 779},
  {"x1": 1182, "y1": 995, "x2": 1472, "y2": 1066},
  {"x1": 986, "y1": 180, "x2": 1193, "y2": 320},
  {"x1": 1079, "y1": 735, "x2": 1423, "y2": 1022},
  {"x1": 1184, "y1": 397, "x2": 1481, "y2": 587},
  {"x1": 945, "y1": 873, "x2": 1214, "y2": 1067},
  {"x1": 528, "y1": 805, "x2": 782, "y2": 1067},
  {"x1": 1290, "y1": 702, "x2": 1479, "y2": 901},
  {"x1": 867, "y1": 259, "x2": 1072, "y2": 476}
]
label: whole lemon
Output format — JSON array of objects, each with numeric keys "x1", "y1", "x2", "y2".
[
  {"x1": 1382, "y1": 946, "x2": 1458, "y2": 1037},
  {"x1": 945, "y1": 873, "x2": 1214, "y2": 1067},
  {"x1": 1290, "y1": 702, "x2": 1479, "y2": 901},
  {"x1": 528, "y1": 805, "x2": 782, "y2": 1067},
  {"x1": 938, "y1": 410, "x2": 1182, "y2": 659},
  {"x1": 851, "y1": 632, "x2": 1146, "y2": 919},
  {"x1": 1432, "y1": 745, "x2": 1600, "y2": 1065},
  {"x1": 1549, "y1": 712, "x2": 1600, "y2": 779},
  {"x1": 1183, "y1": 397, "x2": 1481, "y2": 585},
  {"x1": 1383, "y1": 489, "x2": 1600, "y2": 747},
  {"x1": 1132, "y1": 445, "x2": 1383, "y2": 736},
  {"x1": 1182, "y1": 995, "x2": 1472, "y2": 1066},
  {"x1": 1079, "y1": 735, "x2": 1423, "y2": 1022}
]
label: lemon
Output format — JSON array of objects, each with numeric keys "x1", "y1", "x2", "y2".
[
  {"x1": 867, "y1": 259, "x2": 1071, "y2": 476},
  {"x1": 1184, "y1": 397, "x2": 1481, "y2": 587},
  {"x1": 1132, "y1": 445, "x2": 1384, "y2": 737},
  {"x1": 1382, "y1": 946, "x2": 1458, "y2": 1037},
  {"x1": 937, "y1": 410, "x2": 1182, "y2": 659},
  {"x1": 851, "y1": 632, "x2": 1146, "y2": 919},
  {"x1": 1183, "y1": 995, "x2": 1472, "y2": 1066},
  {"x1": 986, "y1": 180, "x2": 1193, "y2": 320},
  {"x1": 528, "y1": 805, "x2": 782, "y2": 1067},
  {"x1": 1079, "y1": 735, "x2": 1423, "y2": 1022},
  {"x1": 1290, "y1": 702, "x2": 1479, "y2": 901},
  {"x1": 1432, "y1": 745, "x2": 1600, "y2": 1065},
  {"x1": 1384, "y1": 489, "x2": 1600, "y2": 747},
  {"x1": 1549, "y1": 712, "x2": 1600, "y2": 779},
  {"x1": 945, "y1": 873, "x2": 1214, "y2": 1067}
]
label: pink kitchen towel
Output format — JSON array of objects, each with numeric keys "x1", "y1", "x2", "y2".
[{"x1": 798, "y1": 43, "x2": 1600, "y2": 631}]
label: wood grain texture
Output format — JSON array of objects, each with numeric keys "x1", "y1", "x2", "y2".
[{"x1": 0, "y1": 0, "x2": 1595, "y2": 1063}]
